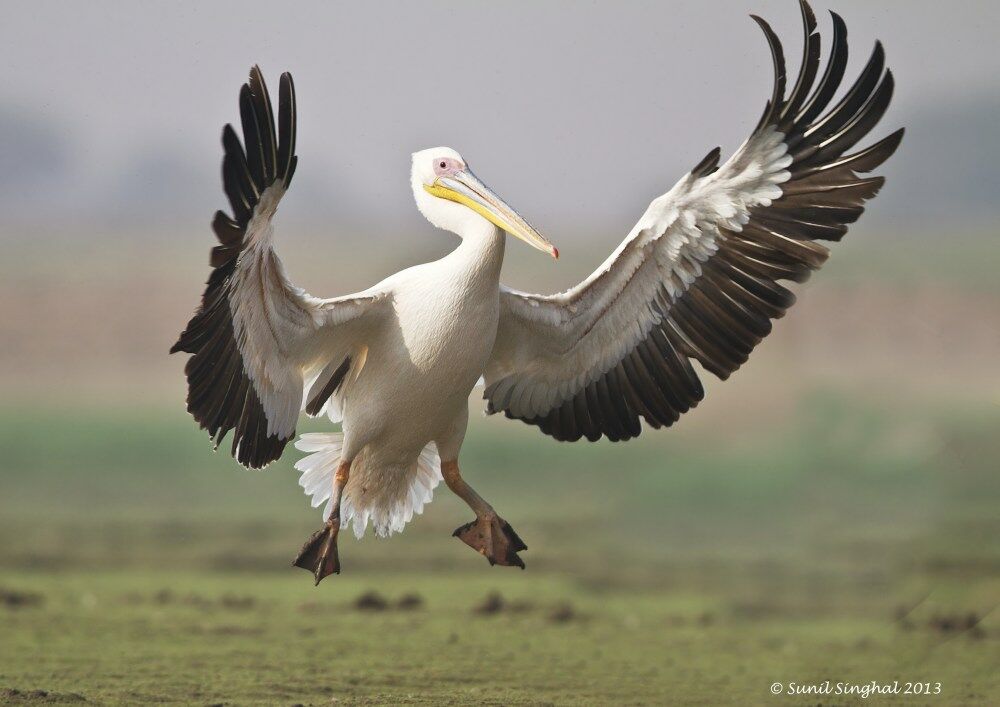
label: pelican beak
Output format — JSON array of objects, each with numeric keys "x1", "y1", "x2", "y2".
[{"x1": 425, "y1": 170, "x2": 559, "y2": 259}]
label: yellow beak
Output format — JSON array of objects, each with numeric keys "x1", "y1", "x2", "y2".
[{"x1": 424, "y1": 170, "x2": 559, "y2": 259}]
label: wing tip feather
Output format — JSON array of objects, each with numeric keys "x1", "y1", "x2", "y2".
[{"x1": 691, "y1": 146, "x2": 722, "y2": 178}]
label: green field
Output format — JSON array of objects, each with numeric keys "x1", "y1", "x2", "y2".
[{"x1": 1, "y1": 394, "x2": 998, "y2": 705}]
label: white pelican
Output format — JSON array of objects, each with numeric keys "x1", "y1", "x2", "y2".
[{"x1": 172, "y1": 1, "x2": 902, "y2": 584}]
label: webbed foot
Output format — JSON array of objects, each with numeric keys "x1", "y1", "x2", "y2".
[
  {"x1": 293, "y1": 518, "x2": 341, "y2": 585},
  {"x1": 453, "y1": 515, "x2": 527, "y2": 569}
]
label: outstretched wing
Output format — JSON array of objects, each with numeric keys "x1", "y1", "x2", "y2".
[
  {"x1": 172, "y1": 67, "x2": 388, "y2": 468},
  {"x1": 485, "y1": 1, "x2": 903, "y2": 442}
]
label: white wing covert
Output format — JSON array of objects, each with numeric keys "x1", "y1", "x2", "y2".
[
  {"x1": 485, "y1": 2, "x2": 903, "y2": 442},
  {"x1": 172, "y1": 68, "x2": 388, "y2": 468}
]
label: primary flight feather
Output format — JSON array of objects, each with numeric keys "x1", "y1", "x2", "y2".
[{"x1": 172, "y1": 1, "x2": 902, "y2": 584}]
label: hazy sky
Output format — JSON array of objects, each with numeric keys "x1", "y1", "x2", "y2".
[{"x1": 2, "y1": 1, "x2": 998, "y2": 238}]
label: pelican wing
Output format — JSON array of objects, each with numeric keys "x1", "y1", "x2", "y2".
[
  {"x1": 172, "y1": 67, "x2": 389, "y2": 468},
  {"x1": 485, "y1": 2, "x2": 903, "y2": 442}
]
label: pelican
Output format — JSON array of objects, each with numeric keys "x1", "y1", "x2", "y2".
[{"x1": 172, "y1": 1, "x2": 902, "y2": 584}]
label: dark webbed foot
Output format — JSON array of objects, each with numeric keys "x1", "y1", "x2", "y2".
[
  {"x1": 293, "y1": 519, "x2": 341, "y2": 585},
  {"x1": 453, "y1": 515, "x2": 527, "y2": 568}
]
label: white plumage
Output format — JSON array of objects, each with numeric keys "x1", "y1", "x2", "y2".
[
  {"x1": 295, "y1": 433, "x2": 441, "y2": 539},
  {"x1": 172, "y1": 1, "x2": 902, "y2": 582}
]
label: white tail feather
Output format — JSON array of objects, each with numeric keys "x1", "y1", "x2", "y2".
[{"x1": 293, "y1": 433, "x2": 441, "y2": 538}]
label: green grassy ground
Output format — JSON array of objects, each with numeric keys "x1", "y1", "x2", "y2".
[
  {"x1": 1, "y1": 394, "x2": 998, "y2": 705},
  {"x1": 2, "y1": 570, "x2": 996, "y2": 706}
]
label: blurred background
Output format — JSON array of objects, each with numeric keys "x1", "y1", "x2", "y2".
[{"x1": 1, "y1": 1, "x2": 997, "y2": 704}]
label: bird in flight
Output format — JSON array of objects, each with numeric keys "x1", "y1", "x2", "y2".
[{"x1": 172, "y1": 1, "x2": 902, "y2": 585}]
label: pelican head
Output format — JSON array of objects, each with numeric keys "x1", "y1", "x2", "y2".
[{"x1": 411, "y1": 147, "x2": 558, "y2": 258}]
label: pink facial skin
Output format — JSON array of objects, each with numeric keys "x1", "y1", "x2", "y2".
[{"x1": 433, "y1": 157, "x2": 465, "y2": 177}]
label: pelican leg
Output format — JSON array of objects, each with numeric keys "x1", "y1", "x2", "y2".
[
  {"x1": 293, "y1": 459, "x2": 351, "y2": 585},
  {"x1": 442, "y1": 460, "x2": 527, "y2": 568}
]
